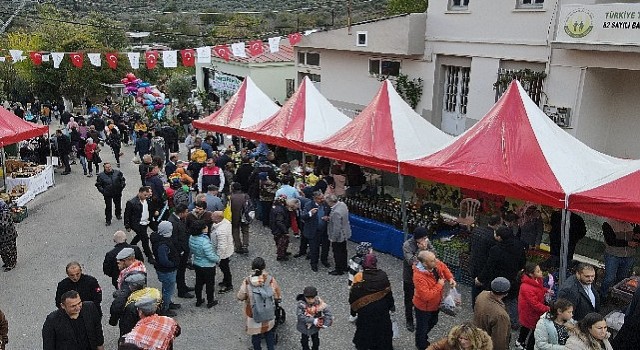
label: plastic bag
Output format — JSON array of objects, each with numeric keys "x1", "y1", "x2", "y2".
[
  {"x1": 440, "y1": 287, "x2": 462, "y2": 316},
  {"x1": 223, "y1": 202, "x2": 232, "y2": 221},
  {"x1": 390, "y1": 312, "x2": 399, "y2": 339}
]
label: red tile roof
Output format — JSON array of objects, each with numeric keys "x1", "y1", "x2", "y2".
[{"x1": 211, "y1": 39, "x2": 294, "y2": 64}]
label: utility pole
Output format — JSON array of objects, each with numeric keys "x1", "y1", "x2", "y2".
[
  {"x1": 0, "y1": 0, "x2": 27, "y2": 34},
  {"x1": 347, "y1": 0, "x2": 352, "y2": 34}
]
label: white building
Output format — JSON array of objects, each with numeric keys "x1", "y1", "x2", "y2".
[
  {"x1": 295, "y1": 14, "x2": 428, "y2": 117},
  {"x1": 195, "y1": 42, "x2": 296, "y2": 104}
]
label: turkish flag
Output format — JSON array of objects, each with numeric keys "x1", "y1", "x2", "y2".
[
  {"x1": 145, "y1": 50, "x2": 158, "y2": 69},
  {"x1": 213, "y1": 45, "x2": 231, "y2": 62},
  {"x1": 180, "y1": 49, "x2": 195, "y2": 66},
  {"x1": 30, "y1": 51, "x2": 43, "y2": 65},
  {"x1": 288, "y1": 32, "x2": 302, "y2": 45},
  {"x1": 69, "y1": 52, "x2": 83, "y2": 68},
  {"x1": 105, "y1": 52, "x2": 118, "y2": 69},
  {"x1": 247, "y1": 40, "x2": 264, "y2": 56}
]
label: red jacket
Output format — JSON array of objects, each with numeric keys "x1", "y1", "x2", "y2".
[
  {"x1": 412, "y1": 260, "x2": 453, "y2": 312},
  {"x1": 518, "y1": 274, "x2": 549, "y2": 329}
]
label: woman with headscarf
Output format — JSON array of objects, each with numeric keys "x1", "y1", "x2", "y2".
[
  {"x1": 84, "y1": 137, "x2": 101, "y2": 177},
  {"x1": 0, "y1": 200, "x2": 18, "y2": 271},
  {"x1": 349, "y1": 253, "x2": 396, "y2": 350}
]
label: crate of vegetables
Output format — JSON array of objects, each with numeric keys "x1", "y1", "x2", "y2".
[
  {"x1": 611, "y1": 276, "x2": 639, "y2": 303},
  {"x1": 10, "y1": 206, "x2": 28, "y2": 223}
]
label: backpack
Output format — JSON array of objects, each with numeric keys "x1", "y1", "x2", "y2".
[
  {"x1": 241, "y1": 195, "x2": 255, "y2": 224},
  {"x1": 247, "y1": 275, "x2": 275, "y2": 323}
]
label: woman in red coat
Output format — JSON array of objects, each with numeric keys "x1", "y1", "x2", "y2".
[{"x1": 517, "y1": 262, "x2": 549, "y2": 350}]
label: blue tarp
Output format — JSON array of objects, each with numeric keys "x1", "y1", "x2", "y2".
[{"x1": 349, "y1": 214, "x2": 405, "y2": 258}]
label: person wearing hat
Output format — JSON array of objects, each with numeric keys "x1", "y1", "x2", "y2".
[
  {"x1": 117, "y1": 247, "x2": 147, "y2": 290},
  {"x1": 349, "y1": 253, "x2": 396, "y2": 350},
  {"x1": 109, "y1": 272, "x2": 149, "y2": 335},
  {"x1": 121, "y1": 296, "x2": 181, "y2": 349},
  {"x1": 473, "y1": 277, "x2": 512, "y2": 350},
  {"x1": 402, "y1": 226, "x2": 434, "y2": 332},
  {"x1": 103, "y1": 231, "x2": 144, "y2": 288},
  {"x1": 413, "y1": 250, "x2": 455, "y2": 350},
  {"x1": 43, "y1": 290, "x2": 105, "y2": 350},
  {"x1": 150, "y1": 221, "x2": 180, "y2": 317},
  {"x1": 296, "y1": 286, "x2": 334, "y2": 350}
]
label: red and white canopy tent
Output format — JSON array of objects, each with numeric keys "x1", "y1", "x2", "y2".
[
  {"x1": 0, "y1": 107, "x2": 50, "y2": 191},
  {"x1": 0, "y1": 107, "x2": 49, "y2": 147},
  {"x1": 401, "y1": 80, "x2": 640, "y2": 282},
  {"x1": 312, "y1": 80, "x2": 453, "y2": 173},
  {"x1": 192, "y1": 77, "x2": 280, "y2": 135},
  {"x1": 236, "y1": 76, "x2": 352, "y2": 149}
]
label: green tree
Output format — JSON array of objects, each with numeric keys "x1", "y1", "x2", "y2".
[
  {"x1": 166, "y1": 73, "x2": 193, "y2": 106},
  {"x1": 387, "y1": 0, "x2": 428, "y2": 15}
]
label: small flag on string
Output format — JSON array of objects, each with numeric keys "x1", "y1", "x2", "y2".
[
  {"x1": 51, "y1": 52, "x2": 64, "y2": 68},
  {"x1": 9, "y1": 50, "x2": 24, "y2": 63},
  {"x1": 214, "y1": 45, "x2": 232, "y2": 62},
  {"x1": 196, "y1": 46, "x2": 211, "y2": 64},
  {"x1": 105, "y1": 52, "x2": 118, "y2": 69},
  {"x1": 30, "y1": 52, "x2": 43, "y2": 65},
  {"x1": 247, "y1": 40, "x2": 264, "y2": 56},
  {"x1": 145, "y1": 51, "x2": 158, "y2": 69},
  {"x1": 231, "y1": 42, "x2": 247, "y2": 58},
  {"x1": 162, "y1": 50, "x2": 177, "y2": 68},
  {"x1": 288, "y1": 32, "x2": 302, "y2": 45},
  {"x1": 268, "y1": 36, "x2": 281, "y2": 53},
  {"x1": 69, "y1": 52, "x2": 83, "y2": 68},
  {"x1": 87, "y1": 53, "x2": 101, "y2": 67},
  {"x1": 0, "y1": 57, "x2": 5, "y2": 62},
  {"x1": 127, "y1": 52, "x2": 140, "y2": 69},
  {"x1": 42, "y1": 54, "x2": 50, "y2": 62},
  {"x1": 181, "y1": 49, "x2": 195, "y2": 66}
]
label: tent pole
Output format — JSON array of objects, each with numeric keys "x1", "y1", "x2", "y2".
[
  {"x1": 399, "y1": 172, "x2": 408, "y2": 242},
  {"x1": 1, "y1": 147, "x2": 5, "y2": 192},
  {"x1": 559, "y1": 208, "x2": 572, "y2": 286},
  {"x1": 48, "y1": 132, "x2": 55, "y2": 186}
]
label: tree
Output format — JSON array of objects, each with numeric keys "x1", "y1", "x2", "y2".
[
  {"x1": 166, "y1": 73, "x2": 193, "y2": 106},
  {"x1": 387, "y1": 0, "x2": 428, "y2": 15}
]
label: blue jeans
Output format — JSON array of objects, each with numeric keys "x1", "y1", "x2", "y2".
[
  {"x1": 600, "y1": 253, "x2": 636, "y2": 296},
  {"x1": 156, "y1": 270, "x2": 177, "y2": 311},
  {"x1": 414, "y1": 308, "x2": 439, "y2": 349},
  {"x1": 251, "y1": 329, "x2": 275, "y2": 350}
]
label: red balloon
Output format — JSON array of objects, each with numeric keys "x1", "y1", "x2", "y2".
[
  {"x1": 120, "y1": 78, "x2": 128, "y2": 84},
  {"x1": 126, "y1": 73, "x2": 136, "y2": 80}
]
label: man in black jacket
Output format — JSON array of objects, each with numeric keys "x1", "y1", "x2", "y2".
[
  {"x1": 103, "y1": 231, "x2": 144, "y2": 288},
  {"x1": 55, "y1": 129, "x2": 72, "y2": 175},
  {"x1": 55, "y1": 262, "x2": 102, "y2": 316},
  {"x1": 43, "y1": 290, "x2": 104, "y2": 350},
  {"x1": 124, "y1": 186, "x2": 156, "y2": 264},
  {"x1": 301, "y1": 191, "x2": 331, "y2": 272},
  {"x1": 233, "y1": 156, "x2": 255, "y2": 193},
  {"x1": 96, "y1": 162, "x2": 126, "y2": 226},
  {"x1": 169, "y1": 204, "x2": 194, "y2": 298},
  {"x1": 469, "y1": 215, "x2": 502, "y2": 309},
  {"x1": 150, "y1": 221, "x2": 180, "y2": 316},
  {"x1": 557, "y1": 263, "x2": 600, "y2": 321}
]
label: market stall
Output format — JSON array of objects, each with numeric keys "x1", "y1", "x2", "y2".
[{"x1": 4, "y1": 162, "x2": 55, "y2": 206}]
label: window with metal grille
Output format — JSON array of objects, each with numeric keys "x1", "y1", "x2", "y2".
[
  {"x1": 494, "y1": 68, "x2": 546, "y2": 106},
  {"x1": 517, "y1": 0, "x2": 544, "y2": 9},
  {"x1": 449, "y1": 0, "x2": 469, "y2": 10},
  {"x1": 444, "y1": 66, "x2": 471, "y2": 114}
]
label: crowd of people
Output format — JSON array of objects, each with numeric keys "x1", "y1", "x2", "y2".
[{"x1": 1, "y1": 97, "x2": 640, "y2": 350}]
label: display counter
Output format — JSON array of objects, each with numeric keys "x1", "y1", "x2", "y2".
[
  {"x1": 6, "y1": 165, "x2": 55, "y2": 206},
  {"x1": 349, "y1": 214, "x2": 405, "y2": 258}
]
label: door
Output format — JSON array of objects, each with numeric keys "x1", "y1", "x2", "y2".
[{"x1": 441, "y1": 65, "x2": 470, "y2": 136}]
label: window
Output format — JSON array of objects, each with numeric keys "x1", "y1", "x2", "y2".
[
  {"x1": 448, "y1": 0, "x2": 469, "y2": 10},
  {"x1": 369, "y1": 59, "x2": 401, "y2": 77},
  {"x1": 494, "y1": 68, "x2": 546, "y2": 106},
  {"x1": 298, "y1": 52, "x2": 320, "y2": 66},
  {"x1": 443, "y1": 66, "x2": 470, "y2": 114},
  {"x1": 356, "y1": 31, "x2": 368, "y2": 47},
  {"x1": 286, "y1": 79, "x2": 295, "y2": 98},
  {"x1": 299, "y1": 72, "x2": 321, "y2": 83},
  {"x1": 517, "y1": 0, "x2": 544, "y2": 9}
]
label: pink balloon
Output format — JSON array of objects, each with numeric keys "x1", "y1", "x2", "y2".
[
  {"x1": 154, "y1": 104, "x2": 163, "y2": 110},
  {"x1": 138, "y1": 87, "x2": 145, "y2": 93},
  {"x1": 136, "y1": 97, "x2": 143, "y2": 103}
]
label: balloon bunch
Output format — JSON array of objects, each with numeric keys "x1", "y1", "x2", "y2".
[{"x1": 121, "y1": 72, "x2": 169, "y2": 119}]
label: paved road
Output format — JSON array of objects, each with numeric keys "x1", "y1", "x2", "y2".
[{"x1": 0, "y1": 138, "x2": 475, "y2": 350}]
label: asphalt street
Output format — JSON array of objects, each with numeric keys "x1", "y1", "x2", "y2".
[{"x1": 0, "y1": 136, "x2": 475, "y2": 350}]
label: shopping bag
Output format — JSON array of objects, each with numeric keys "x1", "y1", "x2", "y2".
[
  {"x1": 390, "y1": 312, "x2": 399, "y2": 339},
  {"x1": 440, "y1": 285, "x2": 462, "y2": 316},
  {"x1": 223, "y1": 202, "x2": 232, "y2": 221}
]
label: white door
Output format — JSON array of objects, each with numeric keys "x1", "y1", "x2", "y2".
[{"x1": 441, "y1": 65, "x2": 470, "y2": 136}]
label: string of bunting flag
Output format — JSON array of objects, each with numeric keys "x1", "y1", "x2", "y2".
[{"x1": 0, "y1": 32, "x2": 303, "y2": 69}]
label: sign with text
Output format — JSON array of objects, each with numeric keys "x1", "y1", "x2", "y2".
[
  {"x1": 556, "y1": 4, "x2": 640, "y2": 45},
  {"x1": 212, "y1": 72, "x2": 242, "y2": 95}
]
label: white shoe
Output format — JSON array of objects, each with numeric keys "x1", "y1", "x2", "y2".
[{"x1": 348, "y1": 315, "x2": 358, "y2": 323}]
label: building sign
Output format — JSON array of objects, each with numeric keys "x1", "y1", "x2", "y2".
[
  {"x1": 556, "y1": 4, "x2": 640, "y2": 45},
  {"x1": 212, "y1": 72, "x2": 242, "y2": 95}
]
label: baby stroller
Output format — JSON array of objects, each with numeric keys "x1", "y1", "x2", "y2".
[{"x1": 273, "y1": 301, "x2": 286, "y2": 344}]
